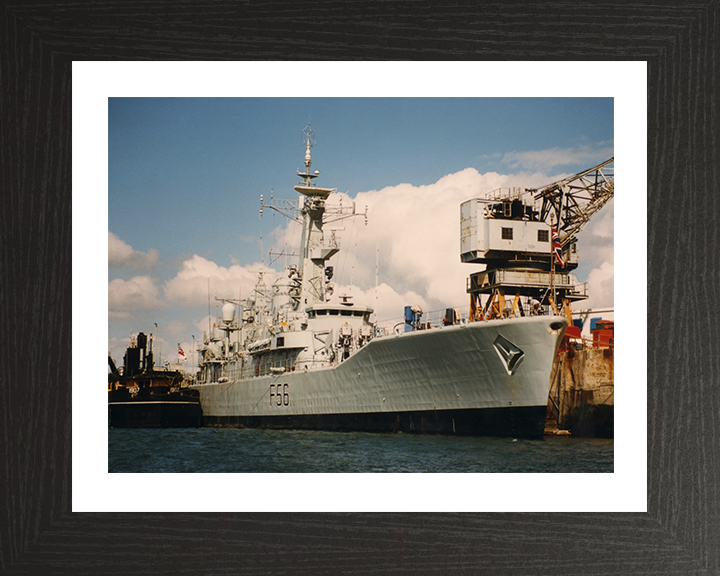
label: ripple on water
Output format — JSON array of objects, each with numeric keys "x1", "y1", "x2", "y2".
[{"x1": 109, "y1": 428, "x2": 613, "y2": 474}]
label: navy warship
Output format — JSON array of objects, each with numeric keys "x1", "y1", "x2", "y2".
[{"x1": 191, "y1": 126, "x2": 591, "y2": 439}]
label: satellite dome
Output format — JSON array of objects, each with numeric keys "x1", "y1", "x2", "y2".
[{"x1": 222, "y1": 302, "x2": 236, "y2": 323}]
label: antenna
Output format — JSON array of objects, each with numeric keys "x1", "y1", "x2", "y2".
[
  {"x1": 349, "y1": 235, "x2": 358, "y2": 285},
  {"x1": 302, "y1": 123, "x2": 316, "y2": 148},
  {"x1": 298, "y1": 124, "x2": 317, "y2": 186},
  {"x1": 259, "y1": 195, "x2": 265, "y2": 264}
]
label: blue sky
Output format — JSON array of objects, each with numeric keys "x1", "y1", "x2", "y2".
[{"x1": 108, "y1": 97, "x2": 614, "y2": 365}]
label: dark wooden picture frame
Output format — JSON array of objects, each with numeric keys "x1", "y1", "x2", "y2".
[{"x1": 2, "y1": 2, "x2": 717, "y2": 574}]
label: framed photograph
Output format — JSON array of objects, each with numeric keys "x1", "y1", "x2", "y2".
[
  {"x1": 104, "y1": 94, "x2": 618, "y2": 476},
  {"x1": 2, "y1": 3, "x2": 716, "y2": 574}
]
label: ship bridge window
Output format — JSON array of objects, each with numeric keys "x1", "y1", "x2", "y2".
[
  {"x1": 538, "y1": 229, "x2": 549, "y2": 242},
  {"x1": 316, "y1": 310, "x2": 327, "y2": 316},
  {"x1": 502, "y1": 227, "x2": 513, "y2": 240},
  {"x1": 341, "y1": 310, "x2": 352, "y2": 316},
  {"x1": 353, "y1": 311, "x2": 363, "y2": 317},
  {"x1": 329, "y1": 310, "x2": 339, "y2": 316}
]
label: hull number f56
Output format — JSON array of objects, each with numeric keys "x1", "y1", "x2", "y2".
[{"x1": 269, "y1": 383, "x2": 289, "y2": 407}]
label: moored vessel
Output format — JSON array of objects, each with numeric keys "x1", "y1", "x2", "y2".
[
  {"x1": 192, "y1": 125, "x2": 570, "y2": 439},
  {"x1": 109, "y1": 332, "x2": 201, "y2": 428}
]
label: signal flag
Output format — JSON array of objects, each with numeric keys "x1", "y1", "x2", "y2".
[{"x1": 551, "y1": 226, "x2": 564, "y2": 268}]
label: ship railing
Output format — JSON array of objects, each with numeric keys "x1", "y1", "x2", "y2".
[
  {"x1": 374, "y1": 294, "x2": 583, "y2": 333},
  {"x1": 561, "y1": 334, "x2": 614, "y2": 351},
  {"x1": 298, "y1": 359, "x2": 337, "y2": 371},
  {"x1": 217, "y1": 354, "x2": 317, "y2": 379},
  {"x1": 567, "y1": 280, "x2": 588, "y2": 298},
  {"x1": 375, "y1": 304, "x2": 473, "y2": 334},
  {"x1": 471, "y1": 271, "x2": 588, "y2": 298},
  {"x1": 325, "y1": 230, "x2": 340, "y2": 249},
  {"x1": 484, "y1": 187, "x2": 526, "y2": 201}
]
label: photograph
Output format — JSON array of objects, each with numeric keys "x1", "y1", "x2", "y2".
[{"x1": 107, "y1": 97, "x2": 615, "y2": 473}]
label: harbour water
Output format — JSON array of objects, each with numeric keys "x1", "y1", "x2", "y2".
[{"x1": 108, "y1": 428, "x2": 613, "y2": 473}]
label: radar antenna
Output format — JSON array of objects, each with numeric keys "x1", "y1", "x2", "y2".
[{"x1": 302, "y1": 123, "x2": 316, "y2": 149}]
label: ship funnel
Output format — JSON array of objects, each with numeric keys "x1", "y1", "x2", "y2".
[{"x1": 222, "y1": 302, "x2": 236, "y2": 323}]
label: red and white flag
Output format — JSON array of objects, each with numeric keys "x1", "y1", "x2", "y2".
[
  {"x1": 178, "y1": 344, "x2": 187, "y2": 362},
  {"x1": 551, "y1": 226, "x2": 564, "y2": 268}
]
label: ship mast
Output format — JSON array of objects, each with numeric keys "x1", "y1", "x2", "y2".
[
  {"x1": 293, "y1": 125, "x2": 339, "y2": 308},
  {"x1": 260, "y1": 124, "x2": 366, "y2": 311}
]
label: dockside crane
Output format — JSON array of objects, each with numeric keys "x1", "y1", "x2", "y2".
[
  {"x1": 461, "y1": 157, "x2": 614, "y2": 322},
  {"x1": 531, "y1": 157, "x2": 614, "y2": 248}
]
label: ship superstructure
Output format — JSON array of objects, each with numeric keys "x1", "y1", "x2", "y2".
[
  {"x1": 196, "y1": 125, "x2": 372, "y2": 382},
  {"x1": 193, "y1": 126, "x2": 569, "y2": 439}
]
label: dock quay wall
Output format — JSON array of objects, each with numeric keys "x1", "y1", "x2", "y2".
[{"x1": 545, "y1": 345, "x2": 614, "y2": 438}]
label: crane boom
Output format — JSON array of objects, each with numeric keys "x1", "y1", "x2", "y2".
[{"x1": 529, "y1": 157, "x2": 614, "y2": 248}]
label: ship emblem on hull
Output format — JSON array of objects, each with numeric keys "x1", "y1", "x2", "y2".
[{"x1": 493, "y1": 334, "x2": 525, "y2": 375}]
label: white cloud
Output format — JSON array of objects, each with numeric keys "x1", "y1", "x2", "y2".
[
  {"x1": 500, "y1": 143, "x2": 614, "y2": 172},
  {"x1": 270, "y1": 165, "x2": 613, "y2": 319},
  {"x1": 588, "y1": 202, "x2": 614, "y2": 240},
  {"x1": 582, "y1": 261, "x2": 614, "y2": 309},
  {"x1": 108, "y1": 164, "x2": 614, "y2": 350},
  {"x1": 194, "y1": 315, "x2": 214, "y2": 335},
  {"x1": 574, "y1": 198, "x2": 614, "y2": 310},
  {"x1": 163, "y1": 254, "x2": 276, "y2": 308},
  {"x1": 319, "y1": 169, "x2": 558, "y2": 314},
  {"x1": 330, "y1": 169, "x2": 505, "y2": 311},
  {"x1": 108, "y1": 276, "x2": 164, "y2": 311},
  {"x1": 581, "y1": 223, "x2": 614, "y2": 271},
  {"x1": 108, "y1": 310, "x2": 130, "y2": 320},
  {"x1": 109, "y1": 232, "x2": 159, "y2": 268},
  {"x1": 325, "y1": 282, "x2": 430, "y2": 328},
  {"x1": 108, "y1": 337, "x2": 129, "y2": 369},
  {"x1": 163, "y1": 319, "x2": 195, "y2": 345}
]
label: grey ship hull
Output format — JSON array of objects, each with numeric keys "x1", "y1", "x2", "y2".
[{"x1": 196, "y1": 315, "x2": 566, "y2": 439}]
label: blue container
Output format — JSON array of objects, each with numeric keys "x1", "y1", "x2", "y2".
[
  {"x1": 404, "y1": 306, "x2": 414, "y2": 324},
  {"x1": 573, "y1": 318, "x2": 584, "y2": 330},
  {"x1": 590, "y1": 317, "x2": 602, "y2": 331}
]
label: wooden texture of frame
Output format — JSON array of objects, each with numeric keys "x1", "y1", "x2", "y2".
[{"x1": 1, "y1": 2, "x2": 718, "y2": 574}]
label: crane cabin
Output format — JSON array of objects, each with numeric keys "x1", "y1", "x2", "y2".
[{"x1": 460, "y1": 189, "x2": 578, "y2": 270}]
